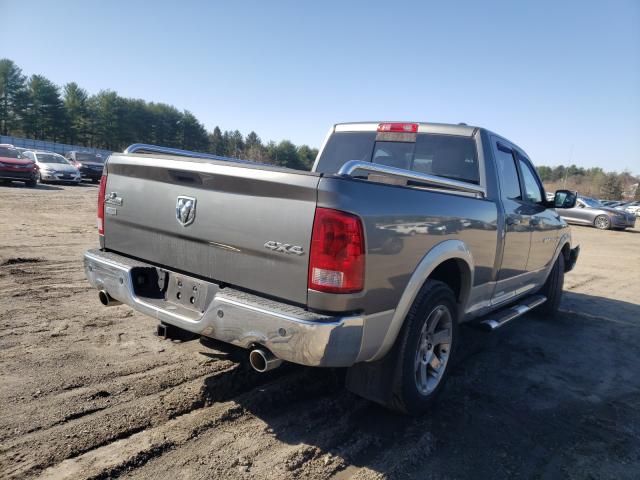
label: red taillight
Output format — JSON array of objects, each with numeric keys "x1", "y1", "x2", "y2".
[
  {"x1": 377, "y1": 122, "x2": 419, "y2": 133},
  {"x1": 308, "y1": 208, "x2": 365, "y2": 293},
  {"x1": 97, "y1": 174, "x2": 107, "y2": 235}
]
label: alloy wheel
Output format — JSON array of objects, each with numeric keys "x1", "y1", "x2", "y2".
[
  {"x1": 414, "y1": 304, "x2": 453, "y2": 395},
  {"x1": 595, "y1": 215, "x2": 610, "y2": 230}
]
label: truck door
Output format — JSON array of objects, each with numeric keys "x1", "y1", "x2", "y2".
[
  {"x1": 515, "y1": 154, "x2": 560, "y2": 271},
  {"x1": 492, "y1": 141, "x2": 532, "y2": 302}
]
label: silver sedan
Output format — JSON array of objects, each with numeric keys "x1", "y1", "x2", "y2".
[
  {"x1": 22, "y1": 151, "x2": 82, "y2": 184},
  {"x1": 559, "y1": 196, "x2": 636, "y2": 230}
]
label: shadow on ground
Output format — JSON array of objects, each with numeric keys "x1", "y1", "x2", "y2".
[{"x1": 197, "y1": 293, "x2": 640, "y2": 479}]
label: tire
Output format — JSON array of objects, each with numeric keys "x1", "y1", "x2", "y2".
[
  {"x1": 594, "y1": 215, "x2": 611, "y2": 230},
  {"x1": 388, "y1": 280, "x2": 458, "y2": 415},
  {"x1": 25, "y1": 177, "x2": 37, "y2": 188},
  {"x1": 538, "y1": 253, "x2": 564, "y2": 317}
]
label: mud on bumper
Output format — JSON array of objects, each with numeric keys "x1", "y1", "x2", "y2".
[{"x1": 84, "y1": 249, "x2": 392, "y2": 367}]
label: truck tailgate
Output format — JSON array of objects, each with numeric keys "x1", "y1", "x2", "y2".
[{"x1": 103, "y1": 154, "x2": 320, "y2": 306}]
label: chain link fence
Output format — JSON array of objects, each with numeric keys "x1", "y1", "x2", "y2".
[{"x1": 0, "y1": 135, "x2": 112, "y2": 158}]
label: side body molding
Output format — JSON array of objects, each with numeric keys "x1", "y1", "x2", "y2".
[{"x1": 365, "y1": 239, "x2": 474, "y2": 362}]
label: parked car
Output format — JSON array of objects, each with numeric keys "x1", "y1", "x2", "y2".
[
  {"x1": 84, "y1": 121, "x2": 580, "y2": 415},
  {"x1": 619, "y1": 201, "x2": 640, "y2": 216},
  {"x1": 65, "y1": 151, "x2": 106, "y2": 183},
  {"x1": 0, "y1": 144, "x2": 38, "y2": 188},
  {"x1": 22, "y1": 150, "x2": 81, "y2": 184},
  {"x1": 559, "y1": 196, "x2": 636, "y2": 230}
]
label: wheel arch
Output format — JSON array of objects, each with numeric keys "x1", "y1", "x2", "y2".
[{"x1": 366, "y1": 239, "x2": 474, "y2": 362}]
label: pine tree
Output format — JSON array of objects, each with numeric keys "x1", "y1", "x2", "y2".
[
  {"x1": 180, "y1": 110, "x2": 208, "y2": 151},
  {"x1": 23, "y1": 75, "x2": 66, "y2": 141},
  {"x1": 63, "y1": 82, "x2": 90, "y2": 145},
  {"x1": 0, "y1": 59, "x2": 27, "y2": 135},
  {"x1": 208, "y1": 126, "x2": 225, "y2": 155}
]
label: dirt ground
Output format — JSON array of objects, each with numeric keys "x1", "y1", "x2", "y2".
[{"x1": 1, "y1": 182, "x2": 639, "y2": 480}]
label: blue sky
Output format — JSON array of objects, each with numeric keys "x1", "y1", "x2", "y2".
[{"x1": 2, "y1": 0, "x2": 639, "y2": 173}]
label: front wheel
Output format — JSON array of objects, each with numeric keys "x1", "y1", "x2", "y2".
[
  {"x1": 390, "y1": 280, "x2": 458, "y2": 415},
  {"x1": 594, "y1": 215, "x2": 611, "y2": 230},
  {"x1": 538, "y1": 253, "x2": 564, "y2": 317},
  {"x1": 25, "y1": 177, "x2": 38, "y2": 188}
]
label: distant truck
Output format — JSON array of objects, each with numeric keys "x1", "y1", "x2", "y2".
[{"x1": 84, "y1": 122, "x2": 580, "y2": 414}]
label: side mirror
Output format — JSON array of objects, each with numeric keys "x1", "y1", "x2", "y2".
[{"x1": 553, "y1": 190, "x2": 577, "y2": 209}]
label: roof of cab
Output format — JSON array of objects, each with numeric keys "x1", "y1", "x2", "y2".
[{"x1": 333, "y1": 121, "x2": 479, "y2": 137}]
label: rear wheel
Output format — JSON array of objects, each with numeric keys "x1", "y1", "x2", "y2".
[
  {"x1": 594, "y1": 215, "x2": 611, "y2": 230},
  {"x1": 389, "y1": 280, "x2": 458, "y2": 415}
]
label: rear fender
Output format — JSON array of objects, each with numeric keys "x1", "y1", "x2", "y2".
[{"x1": 365, "y1": 239, "x2": 474, "y2": 362}]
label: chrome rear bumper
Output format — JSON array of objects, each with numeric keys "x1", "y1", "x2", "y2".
[{"x1": 84, "y1": 249, "x2": 393, "y2": 367}]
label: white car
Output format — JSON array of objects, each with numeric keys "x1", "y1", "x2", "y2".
[
  {"x1": 622, "y1": 201, "x2": 640, "y2": 216},
  {"x1": 22, "y1": 151, "x2": 82, "y2": 184}
]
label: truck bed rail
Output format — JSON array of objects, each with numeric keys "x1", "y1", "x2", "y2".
[
  {"x1": 337, "y1": 160, "x2": 486, "y2": 197},
  {"x1": 124, "y1": 143, "x2": 254, "y2": 164}
]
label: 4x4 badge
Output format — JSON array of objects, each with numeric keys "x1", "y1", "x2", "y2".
[{"x1": 264, "y1": 241, "x2": 304, "y2": 255}]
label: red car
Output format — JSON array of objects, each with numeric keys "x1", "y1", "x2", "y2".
[{"x1": 0, "y1": 144, "x2": 39, "y2": 188}]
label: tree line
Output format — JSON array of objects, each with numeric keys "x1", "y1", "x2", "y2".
[
  {"x1": 537, "y1": 164, "x2": 639, "y2": 201},
  {"x1": 2, "y1": 58, "x2": 638, "y2": 194},
  {"x1": 0, "y1": 59, "x2": 317, "y2": 170}
]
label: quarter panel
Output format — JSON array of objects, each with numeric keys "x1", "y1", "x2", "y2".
[{"x1": 312, "y1": 176, "x2": 499, "y2": 314}]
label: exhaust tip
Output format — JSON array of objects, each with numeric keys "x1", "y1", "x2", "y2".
[
  {"x1": 98, "y1": 290, "x2": 110, "y2": 306},
  {"x1": 99, "y1": 290, "x2": 121, "y2": 307},
  {"x1": 249, "y1": 348, "x2": 282, "y2": 373}
]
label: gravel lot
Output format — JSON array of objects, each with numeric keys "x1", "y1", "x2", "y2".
[{"x1": 1, "y1": 182, "x2": 639, "y2": 479}]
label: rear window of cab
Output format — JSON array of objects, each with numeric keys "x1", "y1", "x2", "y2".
[{"x1": 315, "y1": 132, "x2": 479, "y2": 185}]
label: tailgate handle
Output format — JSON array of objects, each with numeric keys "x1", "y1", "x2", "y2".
[{"x1": 168, "y1": 169, "x2": 203, "y2": 185}]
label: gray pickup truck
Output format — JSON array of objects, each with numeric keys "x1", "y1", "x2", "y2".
[{"x1": 84, "y1": 122, "x2": 580, "y2": 414}]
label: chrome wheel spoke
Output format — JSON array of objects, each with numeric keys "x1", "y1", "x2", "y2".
[
  {"x1": 429, "y1": 353, "x2": 441, "y2": 371},
  {"x1": 419, "y1": 363, "x2": 428, "y2": 388},
  {"x1": 431, "y1": 328, "x2": 451, "y2": 346},
  {"x1": 427, "y1": 308, "x2": 443, "y2": 333}
]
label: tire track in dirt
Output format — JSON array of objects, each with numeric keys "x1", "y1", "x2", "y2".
[
  {"x1": 38, "y1": 367, "x2": 349, "y2": 480},
  {"x1": 0, "y1": 358, "x2": 233, "y2": 443},
  {"x1": 1, "y1": 364, "x2": 236, "y2": 478}
]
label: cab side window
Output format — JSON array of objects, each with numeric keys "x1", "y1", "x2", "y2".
[
  {"x1": 494, "y1": 145, "x2": 521, "y2": 200},
  {"x1": 517, "y1": 157, "x2": 543, "y2": 204}
]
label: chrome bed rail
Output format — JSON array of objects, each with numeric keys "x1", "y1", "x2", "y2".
[
  {"x1": 337, "y1": 160, "x2": 486, "y2": 197},
  {"x1": 124, "y1": 143, "x2": 253, "y2": 164}
]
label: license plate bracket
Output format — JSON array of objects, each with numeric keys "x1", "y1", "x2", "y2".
[{"x1": 165, "y1": 273, "x2": 208, "y2": 313}]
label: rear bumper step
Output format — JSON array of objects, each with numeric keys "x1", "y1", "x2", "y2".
[
  {"x1": 480, "y1": 294, "x2": 546, "y2": 331},
  {"x1": 84, "y1": 249, "x2": 393, "y2": 367}
]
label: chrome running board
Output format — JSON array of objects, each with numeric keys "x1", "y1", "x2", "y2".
[{"x1": 480, "y1": 294, "x2": 547, "y2": 331}]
